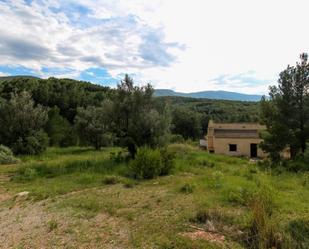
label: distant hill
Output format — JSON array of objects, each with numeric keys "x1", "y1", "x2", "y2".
[
  {"x1": 154, "y1": 89, "x2": 263, "y2": 102},
  {"x1": 0, "y1": 76, "x2": 263, "y2": 101},
  {"x1": 0, "y1": 75, "x2": 39, "y2": 82}
]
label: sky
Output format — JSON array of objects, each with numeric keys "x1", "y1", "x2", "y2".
[{"x1": 0, "y1": 0, "x2": 309, "y2": 94}]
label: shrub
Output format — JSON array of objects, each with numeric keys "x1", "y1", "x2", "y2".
[
  {"x1": 13, "y1": 131, "x2": 49, "y2": 155},
  {"x1": 102, "y1": 175, "x2": 120, "y2": 185},
  {"x1": 159, "y1": 148, "x2": 176, "y2": 176},
  {"x1": 129, "y1": 147, "x2": 176, "y2": 179},
  {"x1": 0, "y1": 145, "x2": 20, "y2": 165},
  {"x1": 23, "y1": 167, "x2": 39, "y2": 180},
  {"x1": 129, "y1": 147, "x2": 163, "y2": 179}
]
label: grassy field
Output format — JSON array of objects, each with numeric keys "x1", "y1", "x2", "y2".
[{"x1": 0, "y1": 145, "x2": 308, "y2": 248}]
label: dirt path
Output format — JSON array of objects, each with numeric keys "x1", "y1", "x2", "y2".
[{"x1": 0, "y1": 188, "x2": 131, "y2": 248}]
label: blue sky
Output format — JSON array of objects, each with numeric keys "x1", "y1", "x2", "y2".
[{"x1": 0, "y1": 0, "x2": 309, "y2": 94}]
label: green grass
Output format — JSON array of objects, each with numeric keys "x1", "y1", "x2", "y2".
[{"x1": 0, "y1": 145, "x2": 309, "y2": 248}]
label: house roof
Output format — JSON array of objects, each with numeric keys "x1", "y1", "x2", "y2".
[{"x1": 208, "y1": 121, "x2": 266, "y2": 139}]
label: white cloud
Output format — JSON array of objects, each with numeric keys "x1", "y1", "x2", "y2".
[
  {"x1": 0, "y1": 72, "x2": 9, "y2": 77},
  {"x1": 0, "y1": 0, "x2": 309, "y2": 94}
]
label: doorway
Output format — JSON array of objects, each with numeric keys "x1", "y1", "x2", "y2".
[{"x1": 250, "y1": 144, "x2": 257, "y2": 158}]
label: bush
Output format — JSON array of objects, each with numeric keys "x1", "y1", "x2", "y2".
[
  {"x1": 129, "y1": 147, "x2": 163, "y2": 179},
  {"x1": 159, "y1": 148, "x2": 176, "y2": 176},
  {"x1": 0, "y1": 145, "x2": 20, "y2": 165},
  {"x1": 129, "y1": 147, "x2": 175, "y2": 179},
  {"x1": 13, "y1": 131, "x2": 49, "y2": 155},
  {"x1": 102, "y1": 175, "x2": 120, "y2": 185}
]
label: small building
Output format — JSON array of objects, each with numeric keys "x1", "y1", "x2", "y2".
[{"x1": 206, "y1": 120, "x2": 267, "y2": 158}]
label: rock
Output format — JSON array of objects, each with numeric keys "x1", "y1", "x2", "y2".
[
  {"x1": 14, "y1": 191, "x2": 30, "y2": 201},
  {"x1": 205, "y1": 220, "x2": 215, "y2": 232},
  {"x1": 15, "y1": 191, "x2": 29, "y2": 197}
]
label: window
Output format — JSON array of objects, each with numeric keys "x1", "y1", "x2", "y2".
[{"x1": 229, "y1": 144, "x2": 237, "y2": 152}]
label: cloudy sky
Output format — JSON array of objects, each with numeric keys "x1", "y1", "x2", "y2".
[{"x1": 0, "y1": 0, "x2": 308, "y2": 94}]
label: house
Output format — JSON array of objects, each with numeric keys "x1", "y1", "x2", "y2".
[{"x1": 206, "y1": 120, "x2": 267, "y2": 158}]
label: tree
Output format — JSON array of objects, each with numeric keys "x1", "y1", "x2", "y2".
[
  {"x1": 111, "y1": 75, "x2": 170, "y2": 157},
  {"x1": 0, "y1": 91, "x2": 48, "y2": 154},
  {"x1": 171, "y1": 107, "x2": 202, "y2": 139},
  {"x1": 75, "y1": 100, "x2": 114, "y2": 150},
  {"x1": 45, "y1": 107, "x2": 72, "y2": 146},
  {"x1": 260, "y1": 53, "x2": 309, "y2": 160}
]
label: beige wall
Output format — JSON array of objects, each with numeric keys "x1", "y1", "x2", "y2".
[{"x1": 213, "y1": 138, "x2": 267, "y2": 158}]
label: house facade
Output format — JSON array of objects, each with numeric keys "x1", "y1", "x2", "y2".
[{"x1": 206, "y1": 120, "x2": 267, "y2": 158}]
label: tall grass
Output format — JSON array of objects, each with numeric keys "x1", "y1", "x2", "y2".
[{"x1": 13, "y1": 159, "x2": 126, "y2": 181}]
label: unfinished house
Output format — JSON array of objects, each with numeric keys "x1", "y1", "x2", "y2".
[{"x1": 206, "y1": 120, "x2": 267, "y2": 158}]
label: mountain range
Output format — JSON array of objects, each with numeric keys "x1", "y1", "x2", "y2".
[
  {"x1": 0, "y1": 76, "x2": 263, "y2": 102},
  {"x1": 154, "y1": 89, "x2": 263, "y2": 102}
]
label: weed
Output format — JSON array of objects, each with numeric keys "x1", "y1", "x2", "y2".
[
  {"x1": 227, "y1": 187, "x2": 255, "y2": 206},
  {"x1": 209, "y1": 170, "x2": 224, "y2": 188},
  {"x1": 47, "y1": 219, "x2": 58, "y2": 232},
  {"x1": 179, "y1": 183, "x2": 195, "y2": 194}
]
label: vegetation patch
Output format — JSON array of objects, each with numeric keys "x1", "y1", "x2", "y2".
[
  {"x1": 102, "y1": 175, "x2": 120, "y2": 185},
  {"x1": 0, "y1": 145, "x2": 20, "y2": 165},
  {"x1": 129, "y1": 147, "x2": 175, "y2": 179}
]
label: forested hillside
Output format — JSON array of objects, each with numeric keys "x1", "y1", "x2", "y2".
[{"x1": 0, "y1": 76, "x2": 260, "y2": 145}]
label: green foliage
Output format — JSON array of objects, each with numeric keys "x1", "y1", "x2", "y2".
[
  {"x1": 171, "y1": 106, "x2": 202, "y2": 139},
  {"x1": 159, "y1": 147, "x2": 176, "y2": 176},
  {"x1": 45, "y1": 107, "x2": 74, "y2": 147},
  {"x1": 209, "y1": 170, "x2": 224, "y2": 188},
  {"x1": 0, "y1": 144, "x2": 20, "y2": 165},
  {"x1": 75, "y1": 101, "x2": 114, "y2": 150},
  {"x1": 102, "y1": 175, "x2": 120, "y2": 185},
  {"x1": 0, "y1": 77, "x2": 110, "y2": 123},
  {"x1": 288, "y1": 218, "x2": 309, "y2": 248},
  {"x1": 129, "y1": 147, "x2": 163, "y2": 179},
  {"x1": 47, "y1": 219, "x2": 58, "y2": 232},
  {"x1": 169, "y1": 134, "x2": 185, "y2": 143},
  {"x1": 13, "y1": 130, "x2": 49, "y2": 155},
  {"x1": 260, "y1": 53, "x2": 309, "y2": 161},
  {"x1": 244, "y1": 187, "x2": 280, "y2": 249},
  {"x1": 158, "y1": 96, "x2": 260, "y2": 124},
  {"x1": 1, "y1": 146, "x2": 309, "y2": 248},
  {"x1": 111, "y1": 75, "x2": 171, "y2": 157},
  {"x1": 227, "y1": 187, "x2": 255, "y2": 205},
  {"x1": 129, "y1": 147, "x2": 175, "y2": 179},
  {"x1": 13, "y1": 158, "x2": 121, "y2": 181},
  {"x1": 0, "y1": 92, "x2": 48, "y2": 154}
]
